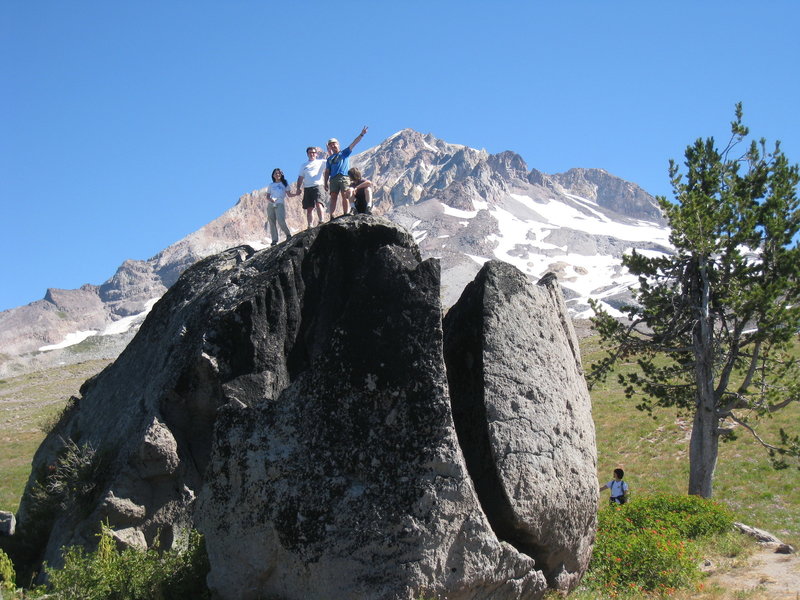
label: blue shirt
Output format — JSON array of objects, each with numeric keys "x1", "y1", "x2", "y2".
[
  {"x1": 326, "y1": 147, "x2": 352, "y2": 178},
  {"x1": 607, "y1": 480, "x2": 628, "y2": 498}
]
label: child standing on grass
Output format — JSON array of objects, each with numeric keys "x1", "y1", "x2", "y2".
[{"x1": 600, "y1": 468, "x2": 629, "y2": 505}]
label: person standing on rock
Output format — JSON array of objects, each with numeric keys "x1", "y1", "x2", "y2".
[
  {"x1": 296, "y1": 147, "x2": 327, "y2": 228},
  {"x1": 266, "y1": 168, "x2": 296, "y2": 246},
  {"x1": 347, "y1": 167, "x2": 373, "y2": 214},
  {"x1": 600, "y1": 468, "x2": 629, "y2": 505},
  {"x1": 324, "y1": 126, "x2": 368, "y2": 219}
]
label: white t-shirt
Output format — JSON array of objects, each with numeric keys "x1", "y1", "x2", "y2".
[
  {"x1": 298, "y1": 158, "x2": 327, "y2": 187},
  {"x1": 267, "y1": 182, "x2": 288, "y2": 204}
]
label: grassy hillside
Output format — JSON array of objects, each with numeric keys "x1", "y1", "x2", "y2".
[
  {"x1": 0, "y1": 341, "x2": 797, "y2": 547},
  {"x1": 0, "y1": 359, "x2": 112, "y2": 512},
  {"x1": 584, "y1": 336, "x2": 800, "y2": 547}
]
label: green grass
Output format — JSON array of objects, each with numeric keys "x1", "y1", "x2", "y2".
[
  {"x1": 584, "y1": 335, "x2": 800, "y2": 548},
  {"x1": 0, "y1": 359, "x2": 111, "y2": 513}
]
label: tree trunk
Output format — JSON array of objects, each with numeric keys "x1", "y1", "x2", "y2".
[
  {"x1": 688, "y1": 394, "x2": 718, "y2": 497},
  {"x1": 689, "y1": 257, "x2": 719, "y2": 498}
]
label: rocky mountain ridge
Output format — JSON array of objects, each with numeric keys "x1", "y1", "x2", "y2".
[
  {"x1": 0, "y1": 128, "x2": 670, "y2": 371},
  {"x1": 359, "y1": 129, "x2": 663, "y2": 223},
  {"x1": 354, "y1": 129, "x2": 669, "y2": 313}
]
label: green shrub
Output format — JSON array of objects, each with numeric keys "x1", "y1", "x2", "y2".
[
  {"x1": 26, "y1": 437, "x2": 110, "y2": 535},
  {"x1": 39, "y1": 523, "x2": 209, "y2": 599},
  {"x1": 0, "y1": 548, "x2": 15, "y2": 592},
  {"x1": 619, "y1": 494, "x2": 734, "y2": 539},
  {"x1": 44, "y1": 438, "x2": 106, "y2": 511},
  {"x1": 584, "y1": 494, "x2": 733, "y2": 595}
]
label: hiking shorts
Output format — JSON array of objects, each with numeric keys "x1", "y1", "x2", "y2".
[
  {"x1": 329, "y1": 174, "x2": 350, "y2": 195},
  {"x1": 302, "y1": 186, "x2": 325, "y2": 209}
]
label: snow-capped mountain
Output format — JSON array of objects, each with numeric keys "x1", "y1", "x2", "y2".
[
  {"x1": 353, "y1": 129, "x2": 670, "y2": 312},
  {"x1": 0, "y1": 129, "x2": 671, "y2": 372}
]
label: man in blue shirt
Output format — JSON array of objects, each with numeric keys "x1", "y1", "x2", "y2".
[{"x1": 324, "y1": 126, "x2": 368, "y2": 219}]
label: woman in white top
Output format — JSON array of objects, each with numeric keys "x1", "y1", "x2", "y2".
[{"x1": 266, "y1": 168, "x2": 297, "y2": 246}]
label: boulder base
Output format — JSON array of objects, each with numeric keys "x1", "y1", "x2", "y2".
[{"x1": 9, "y1": 217, "x2": 597, "y2": 599}]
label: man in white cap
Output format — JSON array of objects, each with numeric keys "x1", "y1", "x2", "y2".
[{"x1": 324, "y1": 126, "x2": 368, "y2": 219}]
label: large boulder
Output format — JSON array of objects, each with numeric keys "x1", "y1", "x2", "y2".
[
  {"x1": 197, "y1": 220, "x2": 546, "y2": 600},
  {"x1": 9, "y1": 242, "x2": 259, "y2": 576},
  {"x1": 443, "y1": 264, "x2": 598, "y2": 591},
  {"x1": 0, "y1": 511, "x2": 15, "y2": 537},
  {"x1": 9, "y1": 216, "x2": 596, "y2": 599}
]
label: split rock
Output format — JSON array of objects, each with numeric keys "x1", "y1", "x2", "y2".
[{"x1": 443, "y1": 261, "x2": 598, "y2": 591}]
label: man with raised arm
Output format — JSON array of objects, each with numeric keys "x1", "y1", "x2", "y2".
[{"x1": 324, "y1": 126, "x2": 368, "y2": 219}]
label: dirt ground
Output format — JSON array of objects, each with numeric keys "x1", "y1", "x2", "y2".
[{"x1": 704, "y1": 547, "x2": 800, "y2": 599}]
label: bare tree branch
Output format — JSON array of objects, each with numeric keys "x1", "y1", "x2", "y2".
[{"x1": 728, "y1": 413, "x2": 783, "y2": 452}]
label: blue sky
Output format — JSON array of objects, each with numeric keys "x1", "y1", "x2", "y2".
[{"x1": 2, "y1": 1, "x2": 799, "y2": 312}]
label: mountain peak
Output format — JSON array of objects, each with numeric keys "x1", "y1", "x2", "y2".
[
  {"x1": 551, "y1": 168, "x2": 664, "y2": 223},
  {"x1": 1, "y1": 128, "x2": 670, "y2": 368},
  {"x1": 373, "y1": 129, "x2": 474, "y2": 159}
]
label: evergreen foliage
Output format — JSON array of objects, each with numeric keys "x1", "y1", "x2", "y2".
[{"x1": 590, "y1": 104, "x2": 800, "y2": 496}]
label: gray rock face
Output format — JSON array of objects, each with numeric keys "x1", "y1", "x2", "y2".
[
  {"x1": 198, "y1": 222, "x2": 546, "y2": 599},
  {"x1": 9, "y1": 242, "x2": 260, "y2": 575},
  {"x1": 733, "y1": 522, "x2": 783, "y2": 544},
  {"x1": 0, "y1": 511, "x2": 15, "y2": 536},
  {"x1": 443, "y1": 262, "x2": 597, "y2": 591},
  {"x1": 9, "y1": 217, "x2": 596, "y2": 599},
  {"x1": 550, "y1": 168, "x2": 665, "y2": 223},
  {"x1": 733, "y1": 523, "x2": 796, "y2": 554}
]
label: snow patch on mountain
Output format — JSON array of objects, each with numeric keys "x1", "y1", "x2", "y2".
[
  {"x1": 442, "y1": 205, "x2": 480, "y2": 219},
  {"x1": 39, "y1": 331, "x2": 99, "y2": 352},
  {"x1": 101, "y1": 298, "x2": 160, "y2": 336},
  {"x1": 38, "y1": 297, "x2": 161, "y2": 352},
  {"x1": 507, "y1": 193, "x2": 669, "y2": 244},
  {"x1": 465, "y1": 253, "x2": 490, "y2": 267}
]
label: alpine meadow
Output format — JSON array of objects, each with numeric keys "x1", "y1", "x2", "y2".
[{"x1": 590, "y1": 104, "x2": 800, "y2": 498}]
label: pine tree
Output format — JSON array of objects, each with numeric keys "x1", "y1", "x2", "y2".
[{"x1": 590, "y1": 104, "x2": 800, "y2": 497}]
